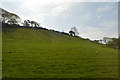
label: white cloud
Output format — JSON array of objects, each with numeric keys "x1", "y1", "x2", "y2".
[
  {"x1": 97, "y1": 3, "x2": 116, "y2": 13},
  {"x1": 78, "y1": 25, "x2": 105, "y2": 40},
  {"x1": 20, "y1": 0, "x2": 53, "y2": 12},
  {"x1": 96, "y1": 15, "x2": 101, "y2": 19},
  {"x1": 99, "y1": 20, "x2": 118, "y2": 38},
  {"x1": 97, "y1": 5, "x2": 109, "y2": 13},
  {"x1": 16, "y1": 0, "x2": 57, "y2": 26},
  {"x1": 83, "y1": 12, "x2": 92, "y2": 21},
  {"x1": 77, "y1": 21, "x2": 118, "y2": 40},
  {"x1": 18, "y1": 1, "x2": 78, "y2": 26},
  {"x1": 51, "y1": 3, "x2": 76, "y2": 16},
  {"x1": 100, "y1": 20, "x2": 118, "y2": 28}
]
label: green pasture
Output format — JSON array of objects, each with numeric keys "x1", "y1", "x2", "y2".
[{"x1": 2, "y1": 27, "x2": 118, "y2": 78}]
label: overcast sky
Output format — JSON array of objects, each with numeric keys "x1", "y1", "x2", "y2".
[{"x1": 0, "y1": 0, "x2": 119, "y2": 40}]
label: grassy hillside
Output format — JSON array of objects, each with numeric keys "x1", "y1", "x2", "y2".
[{"x1": 2, "y1": 27, "x2": 118, "y2": 78}]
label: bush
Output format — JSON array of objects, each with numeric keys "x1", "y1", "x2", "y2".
[{"x1": 107, "y1": 37, "x2": 119, "y2": 49}]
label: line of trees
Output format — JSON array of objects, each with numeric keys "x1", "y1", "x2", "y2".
[
  {"x1": 0, "y1": 8, "x2": 41, "y2": 28},
  {"x1": 94, "y1": 37, "x2": 120, "y2": 50},
  {"x1": 22, "y1": 20, "x2": 40, "y2": 28},
  {"x1": 0, "y1": 8, "x2": 21, "y2": 25}
]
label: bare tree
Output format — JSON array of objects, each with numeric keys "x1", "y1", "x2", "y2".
[
  {"x1": 69, "y1": 30, "x2": 75, "y2": 36},
  {"x1": 70, "y1": 27, "x2": 79, "y2": 36}
]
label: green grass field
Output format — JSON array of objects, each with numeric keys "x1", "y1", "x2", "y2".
[{"x1": 2, "y1": 27, "x2": 118, "y2": 78}]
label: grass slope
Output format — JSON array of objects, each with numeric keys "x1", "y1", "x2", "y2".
[{"x1": 2, "y1": 27, "x2": 118, "y2": 78}]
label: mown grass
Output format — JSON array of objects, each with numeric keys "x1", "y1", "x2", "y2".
[{"x1": 2, "y1": 27, "x2": 118, "y2": 78}]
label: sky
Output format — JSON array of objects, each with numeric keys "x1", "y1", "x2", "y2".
[{"x1": 0, "y1": 0, "x2": 119, "y2": 40}]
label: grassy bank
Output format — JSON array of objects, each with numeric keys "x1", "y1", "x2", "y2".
[{"x1": 2, "y1": 27, "x2": 118, "y2": 78}]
